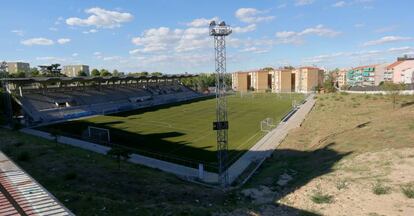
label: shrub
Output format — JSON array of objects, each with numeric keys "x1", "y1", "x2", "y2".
[
  {"x1": 17, "y1": 151, "x2": 30, "y2": 162},
  {"x1": 401, "y1": 182, "x2": 414, "y2": 198},
  {"x1": 63, "y1": 172, "x2": 78, "y2": 181},
  {"x1": 372, "y1": 182, "x2": 391, "y2": 195},
  {"x1": 336, "y1": 179, "x2": 348, "y2": 190},
  {"x1": 311, "y1": 190, "x2": 333, "y2": 204}
]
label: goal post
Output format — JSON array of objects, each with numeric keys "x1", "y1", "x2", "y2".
[
  {"x1": 88, "y1": 126, "x2": 110, "y2": 143},
  {"x1": 260, "y1": 117, "x2": 276, "y2": 132}
]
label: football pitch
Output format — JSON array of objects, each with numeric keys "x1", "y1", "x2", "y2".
[{"x1": 39, "y1": 93, "x2": 304, "y2": 170}]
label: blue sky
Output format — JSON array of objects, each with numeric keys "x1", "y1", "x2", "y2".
[{"x1": 1, "y1": 0, "x2": 413, "y2": 73}]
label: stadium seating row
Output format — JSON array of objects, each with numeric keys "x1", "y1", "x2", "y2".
[{"x1": 18, "y1": 84, "x2": 201, "y2": 124}]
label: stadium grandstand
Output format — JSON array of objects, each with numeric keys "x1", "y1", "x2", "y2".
[{"x1": 1, "y1": 74, "x2": 201, "y2": 126}]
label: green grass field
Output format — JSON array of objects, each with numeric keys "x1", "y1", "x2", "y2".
[{"x1": 40, "y1": 93, "x2": 303, "y2": 169}]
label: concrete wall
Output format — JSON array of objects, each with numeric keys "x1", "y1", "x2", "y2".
[
  {"x1": 254, "y1": 71, "x2": 269, "y2": 92},
  {"x1": 232, "y1": 72, "x2": 248, "y2": 92},
  {"x1": 20, "y1": 128, "x2": 218, "y2": 183}
]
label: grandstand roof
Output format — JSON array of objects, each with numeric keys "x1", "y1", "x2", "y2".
[{"x1": 1, "y1": 74, "x2": 197, "y2": 84}]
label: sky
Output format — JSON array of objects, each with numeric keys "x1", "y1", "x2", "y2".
[{"x1": 1, "y1": 0, "x2": 413, "y2": 74}]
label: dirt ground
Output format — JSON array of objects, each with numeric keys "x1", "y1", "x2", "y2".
[
  {"x1": 278, "y1": 147, "x2": 414, "y2": 216},
  {"x1": 229, "y1": 93, "x2": 414, "y2": 216}
]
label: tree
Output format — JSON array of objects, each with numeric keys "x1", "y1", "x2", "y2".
[
  {"x1": 91, "y1": 69, "x2": 100, "y2": 76},
  {"x1": 29, "y1": 67, "x2": 40, "y2": 77},
  {"x1": 323, "y1": 72, "x2": 336, "y2": 93},
  {"x1": 15, "y1": 72, "x2": 26, "y2": 78},
  {"x1": 38, "y1": 64, "x2": 62, "y2": 77},
  {"x1": 151, "y1": 72, "x2": 162, "y2": 76},
  {"x1": 0, "y1": 61, "x2": 7, "y2": 78},
  {"x1": 100, "y1": 69, "x2": 111, "y2": 77},
  {"x1": 261, "y1": 67, "x2": 274, "y2": 72},
  {"x1": 77, "y1": 71, "x2": 88, "y2": 77},
  {"x1": 382, "y1": 82, "x2": 406, "y2": 109},
  {"x1": 112, "y1": 69, "x2": 120, "y2": 77},
  {"x1": 106, "y1": 147, "x2": 132, "y2": 169}
]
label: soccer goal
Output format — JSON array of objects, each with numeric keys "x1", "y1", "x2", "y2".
[
  {"x1": 260, "y1": 118, "x2": 276, "y2": 132},
  {"x1": 88, "y1": 126, "x2": 110, "y2": 143}
]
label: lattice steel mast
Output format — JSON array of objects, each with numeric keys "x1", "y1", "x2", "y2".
[
  {"x1": 0, "y1": 61, "x2": 13, "y2": 126},
  {"x1": 209, "y1": 21, "x2": 232, "y2": 187}
]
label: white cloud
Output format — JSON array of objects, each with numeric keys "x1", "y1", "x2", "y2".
[
  {"x1": 374, "y1": 25, "x2": 398, "y2": 33},
  {"x1": 21, "y1": 37, "x2": 54, "y2": 46},
  {"x1": 103, "y1": 56, "x2": 122, "y2": 61},
  {"x1": 72, "y1": 53, "x2": 79, "y2": 57},
  {"x1": 49, "y1": 27, "x2": 58, "y2": 31},
  {"x1": 186, "y1": 17, "x2": 219, "y2": 27},
  {"x1": 363, "y1": 36, "x2": 413, "y2": 46},
  {"x1": 387, "y1": 46, "x2": 414, "y2": 54},
  {"x1": 332, "y1": 1, "x2": 346, "y2": 7},
  {"x1": 82, "y1": 29, "x2": 98, "y2": 34},
  {"x1": 354, "y1": 23, "x2": 365, "y2": 28},
  {"x1": 131, "y1": 26, "x2": 211, "y2": 54},
  {"x1": 66, "y1": 7, "x2": 133, "y2": 28},
  {"x1": 57, "y1": 38, "x2": 71, "y2": 44},
  {"x1": 240, "y1": 46, "x2": 269, "y2": 54},
  {"x1": 277, "y1": 4, "x2": 287, "y2": 9},
  {"x1": 235, "y1": 8, "x2": 275, "y2": 23},
  {"x1": 275, "y1": 25, "x2": 340, "y2": 44},
  {"x1": 295, "y1": 0, "x2": 315, "y2": 6},
  {"x1": 11, "y1": 30, "x2": 24, "y2": 36},
  {"x1": 93, "y1": 51, "x2": 101, "y2": 56},
  {"x1": 36, "y1": 56, "x2": 66, "y2": 62},
  {"x1": 233, "y1": 24, "x2": 256, "y2": 33}
]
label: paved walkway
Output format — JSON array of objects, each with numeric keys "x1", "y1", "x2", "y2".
[
  {"x1": 0, "y1": 151, "x2": 73, "y2": 216},
  {"x1": 228, "y1": 94, "x2": 316, "y2": 184}
]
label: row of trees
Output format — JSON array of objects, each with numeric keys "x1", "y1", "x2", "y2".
[{"x1": 181, "y1": 73, "x2": 231, "y2": 92}]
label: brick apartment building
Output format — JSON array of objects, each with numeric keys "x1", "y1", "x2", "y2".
[{"x1": 231, "y1": 67, "x2": 324, "y2": 93}]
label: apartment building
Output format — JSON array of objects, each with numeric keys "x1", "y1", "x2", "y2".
[
  {"x1": 384, "y1": 60, "x2": 414, "y2": 83},
  {"x1": 347, "y1": 64, "x2": 387, "y2": 87},
  {"x1": 231, "y1": 70, "x2": 270, "y2": 92},
  {"x1": 268, "y1": 68, "x2": 294, "y2": 93},
  {"x1": 232, "y1": 67, "x2": 324, "y2": 93},
  {"x1": 6, "y1": 62, "x2": 30, "y2": 74},
  {"x1": 294, "y1": 67, "x2": 324, "y2": 93},
  {"x1": 62, "y1": 65, "x2": 90, "y2": 77},
  {"x1": 231, "y1": 72, "x2": 248, "y2": 92},
  {"x1": 336, "y1": 69, "x2": 347, "y2": 88}
]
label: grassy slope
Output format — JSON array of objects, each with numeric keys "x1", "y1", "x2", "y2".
[
  {"x1": 248, "y1": 93, "x2": 414, "y2": 190},
  {"x1": 0, "y1": 130, "x2": 230, "y2": 215},
  {"x1": 40, "y1": 93, "x2": 302, "y2": 166},
  {"x1": 3, "y1": 93, "x2": 412, "y2": 215}
]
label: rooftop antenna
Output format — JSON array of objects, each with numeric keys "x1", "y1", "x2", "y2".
[{"x1": 209, "y1": 20, "x2": 232, "y2": 187}]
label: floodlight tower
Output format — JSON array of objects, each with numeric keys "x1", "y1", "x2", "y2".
[
  {"x1": 209, "y1": 21, "x2": 232, "y2": 187},
  {"x1": 0, "y1": 61, "x2": 12, "y2": 126}
]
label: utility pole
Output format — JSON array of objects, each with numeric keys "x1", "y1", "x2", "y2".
[{"x1": 209, "y1": 20, "x2": 232, "y2": 187}]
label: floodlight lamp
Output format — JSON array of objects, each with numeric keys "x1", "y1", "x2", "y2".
[
  {"x1": 219, "y1": 21, "x2": 226, "y2": 26},
  {"x1": 209, "y1": 21, "x2": 216, "y2": 27}
]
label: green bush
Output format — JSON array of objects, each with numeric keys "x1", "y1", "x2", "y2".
[
  {"x1": 63, "y1": 171, "x2": 78, "y2": 181},
  {"x1": 17, "y1": 151, "x2": 31, "y2": 162},
  {"x1": 311, "y1": 190, "x2": 333, "y2": 204},
  {"x1": 372, "y1": 182, "x2": 391, "y2": 195},
  {"x1": 401, "y1": 182, "x2": 414, "y2": 198}
]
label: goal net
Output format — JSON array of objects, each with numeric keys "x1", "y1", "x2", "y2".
[
  {"x1": 88, "y1": 126, "x2": 110, "y2": 143},
  {"x1": 260, "y1": 118, "x2": 276, "y2": 132}
]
